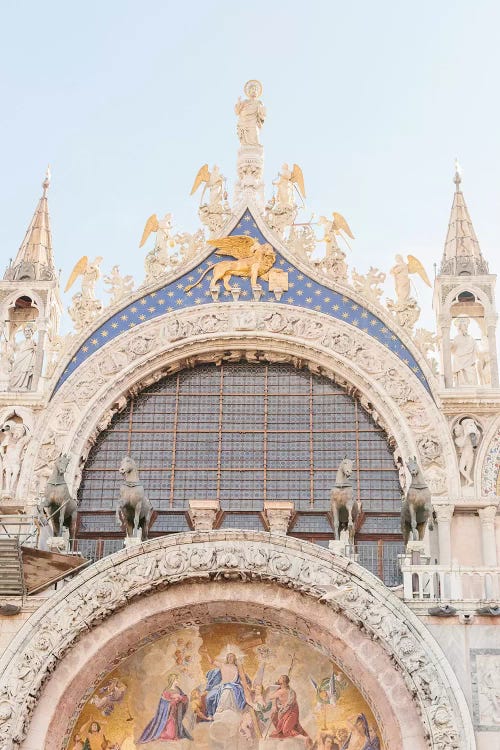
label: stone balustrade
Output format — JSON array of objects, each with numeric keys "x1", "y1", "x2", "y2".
[{"x1": 401, "y1": 562, "x2": 500, "y2": 603}]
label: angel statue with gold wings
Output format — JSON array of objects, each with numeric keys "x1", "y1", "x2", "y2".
[
  {"x1": 390, "y1": 254, "x2": 431, "y2": 305},
  {"x1": 273, "y1": 163, "x2": 306, "y2": 211},
  {"x1": 139, "y1": 213, "x2": 177, "y2": 282},
  {"x1": 65, "y1": 256, "x2": 103, "y2": 300},
  {"x1": 190, "y1": 164, "x2": 230, "y2": 233},
  {"x1": 318, "y1": 212, "x2": 355, "y2": 251},
  {"x1": 65, "y1": 256, "x2": 104, "y2": 332},
  {"x1": 184, "y1": 235, "x2": 276, "y2": 293}
]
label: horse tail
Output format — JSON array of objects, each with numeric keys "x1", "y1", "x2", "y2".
[{"x1": 184, "y1": 264, "x2": 216, "y2": 292}]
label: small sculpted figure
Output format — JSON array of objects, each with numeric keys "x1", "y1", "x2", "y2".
[
  {"x1": 451, "y1": 318, "x2": 478, "y2": 386},
  {"x1": 235, "y1": 80, "x2": 266, "y2": 146},
  {"x1": 400, "y1": 456, "x2": 433, "y2": 545},
  {"x1": 10, "y1": 324, "x2": 37, "y2": 391}
]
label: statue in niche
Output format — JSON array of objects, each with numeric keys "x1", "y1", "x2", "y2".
[
  {"x1": 235, "y1": 80, "x2": 266, "y2": 147},
  {"x1": 0, "y1": 421, "x2": 30, "y2": 497},
  {"x1": 451, "y1": 318, "x2": 479, "y2": 386},
  {"x1": 9, "y1": 323, "x2": 37, "y2": 391},
  {"x1": 453, "y1": 417, "x2": 481, "y2": 487}
]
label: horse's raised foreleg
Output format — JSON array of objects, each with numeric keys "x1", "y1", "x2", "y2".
[
  {"x1": 409, "y1": 502, "x2": 418, "y2": 541},
  {"x1": 133, "y1": 503, "x2": 141, "y2": 538}
]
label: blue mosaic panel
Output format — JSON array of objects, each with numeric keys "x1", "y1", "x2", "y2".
[{"x1": 54, "y1": 210, "x2": 430, "y2": 395}]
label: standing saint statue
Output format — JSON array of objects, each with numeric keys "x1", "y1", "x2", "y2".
[
  {"x1": 235, "y1": 80, "x2": 266, "y2": 146},
  {"x1": 451, "y1": 318, "x2": 479, "y2": 385},
  {"x1": 10, "y1": 324, "x2": 37, "y2": 391}
]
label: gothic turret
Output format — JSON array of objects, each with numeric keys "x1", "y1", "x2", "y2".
[
  {"x1": 0, "y1": 169, "x2": 62, "y2": 396},
  {"x1": 434, "y1": 164, "x2": 498, "y2": 388},
  {"x1": 4, "y1": 168, "x2": 56, "y2": 283}
]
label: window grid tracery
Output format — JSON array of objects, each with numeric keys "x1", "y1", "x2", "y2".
[{"x1": 77, "y1": 362, "x2": 403, "y2": 585}]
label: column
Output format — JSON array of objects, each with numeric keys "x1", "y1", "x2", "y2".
[
  {"x1": 478, "y1": 505, "x2": 498, "y2": 567},
  {"x1": 263, "y1": 501, "x2": 294, "y2": 535},
  {"x1": 486, "y1": 318, "x2": 499, "y2": 387},
  {"x1": 188, "y1": 499, "x2": 220, "y2": 531},
  {"x1": 438, "y1": 314, "x2": 452, "y2": 388},
  {"x1": 433, "y1": 503, "x2": 455, "y2": 566}
]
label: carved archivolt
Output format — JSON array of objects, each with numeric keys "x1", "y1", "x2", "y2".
[
  {"x1": 0, "y1": 533, "x2": 475, "y2": 749},
  {"x1": 17, "y1": 303, "x2": 458, "y2": 503}
]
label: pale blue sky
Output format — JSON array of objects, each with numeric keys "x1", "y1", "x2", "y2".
[{"x1": 1, "y1": 1, "x2": 499, "y2": 333}]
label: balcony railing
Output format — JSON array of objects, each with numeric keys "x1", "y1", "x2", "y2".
[{"x1": 401, "y1": 563, "x2": 500, "y2": 603}]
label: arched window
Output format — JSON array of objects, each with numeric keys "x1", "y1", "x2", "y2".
[{"x1": 76, "y1": 362, "x2": 404, "y2": 584}]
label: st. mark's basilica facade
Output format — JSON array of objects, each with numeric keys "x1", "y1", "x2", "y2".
[{"x1": 0, "y1": 81, "x2": 498, "y2": 750}]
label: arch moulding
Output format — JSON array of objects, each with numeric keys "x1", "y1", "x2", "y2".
[
  {"x1": 0, "y1": 532, "x2": 474, "y2": 750},
  {"x1": 21, "y1": 302, "x2": 457, "y2": 501}
]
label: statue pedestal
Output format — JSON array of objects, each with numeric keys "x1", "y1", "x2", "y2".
[
  {"x1": 46, "y1": 535, "x2": 70, "y2": 554},
  {"x1": 189, "y1": 499, "x2": 220, "y2": 531},
  {"x1": 124, "y1": 533, "x2": 143, "y2": 549},
  {"x1": 403, "y1": 540, "x2": 431, "y2": 566}
]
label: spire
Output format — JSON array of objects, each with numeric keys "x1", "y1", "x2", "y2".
[
  {"x1": 5, "y1": 167, "x2": 56, "y2": 282},
  {"x1": 440, "y1": 161, "x2": 488, "y2": 275}
]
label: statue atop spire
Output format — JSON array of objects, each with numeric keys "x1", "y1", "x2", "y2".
[
  {"x1": 4, "y1": 167, "x2": 55, "y2": 282},
  {"x1": 234, "y1": 80, "x2": 266, "y2": 206}
]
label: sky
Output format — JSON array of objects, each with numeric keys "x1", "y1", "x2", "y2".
[{"x1": 1, "y1": 0, "x2": 499, "y2": 335}]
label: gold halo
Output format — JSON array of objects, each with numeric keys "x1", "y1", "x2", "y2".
[{"x1": 244, "y1": 79, "x2": 263, "y2": 98}]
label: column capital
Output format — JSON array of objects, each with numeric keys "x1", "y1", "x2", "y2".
[
  {"x1": 432, "y1": 502, "x2": 455, "y2": 523},
  {"x1": 263, "y1": 500, "x2": 295, "y2": 535},
  {"x1": 478, "y1": 505, "x2": 498, "y2": 524},
  {"x1": 188, "y1": 499, "x2": 220, "y2": 531}
]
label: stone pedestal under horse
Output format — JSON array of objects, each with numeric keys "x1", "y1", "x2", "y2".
[
  {"x1": 401, "y1": 456, "x2": 433, "y2": 545},
  {"x1": 330, "y1": 457, "x2": 360, "y2": 543},
  {"x1": 42, "y1": 453, "x2": 78, "y2": 545},
  {"x1": 117, "y1": 456, "x2": 153, "y2": 540}
]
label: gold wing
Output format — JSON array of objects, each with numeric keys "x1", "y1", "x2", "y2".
[
  {"x1": 64, "y1": 256, "x2": 88, "y2": 293},
  {"x1": 332, "y1": 212, "x2": 355, "y2": 239},
  {"x1": 139, "y1": 214, "x2": 159, "y2": 248},
  {"x1": 190, "y1": 164, "x2": 210, "y2": 195},
  {"x1": 291, "y1": 163, "x2": 306, "y2": 198},
  {"x1": 207, "y1": 235, "x2": 256, "y2": 259},
  {"x1": 407, "y1": 255, "x2": 431, "y2": 286}
]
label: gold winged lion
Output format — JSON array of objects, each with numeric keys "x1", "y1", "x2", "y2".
[{"x1": 184, "y1": 235, "x2": 276, "y2": 292}]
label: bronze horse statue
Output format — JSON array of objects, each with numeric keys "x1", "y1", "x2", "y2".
[
  {"x1": 401, "y1": 456, "x2": 433, "y2": 545},
  {"x1": 330, "y1": 457, "x2": 360, "y2": 543},
  {"x1": 116, "y1": 456, "x2": 153, "y2": 540},
  {"x1": 42, "y1": 453, "x2": 78, "y2": 543}
]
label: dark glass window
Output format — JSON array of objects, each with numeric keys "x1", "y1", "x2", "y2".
[{"x1": 76, "y1": 362, "x2": 403, "y2": 584}]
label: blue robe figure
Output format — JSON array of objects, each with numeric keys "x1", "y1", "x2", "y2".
[
  {"x1": 341, "y1": 713, "x2": 380, "y2": 750},
  {"x1": 205, "y1": 665, "x2": 248, "y2": 717},
  {"x1": 138, "y1": 676, "x2": 193, "y2": 743}
]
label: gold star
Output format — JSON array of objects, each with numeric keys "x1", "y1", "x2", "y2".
[
  {"x1": 380, "y1": 326, "x2": 388, "y2": 333},
  {"x1": 186, "y1": 291, "x2": 193, "y2": 297},
  {"x1": 315, "y1": 290, "x2": 322, "y2": 296},
  {"x1": 129, "y1": 322, "x2": 136, "y2": 328},
  {"x1": 362, "y1": 327, "x2": 368, "y2": 332},
  {"x1": 324, "y1": 296, "x2": 331, "y2": 303},
  {"x1": 101, "y1": 330, "x2": 108, "y2": 337},
  {"x1": 314, "y1": 305, "x2": 321, "y2": 311},
  {"x1": 148, "y1": 306, "x2": 156, "y2": 312},
  {"x1": 131, "y1": 306, "x2": 138, "y2": 313},
  {"x1": 286, "y1": 296, "x2": 295, "y2": 303},
  {"x1": 306, "y1": 297, "x2": 313, "y2": 303},
  {"x1": 244, "y1": 215, "x2": 251, "y2": 222},
  {"x1": 342, "y1": 312, "x2": 349, "y2": 319},
  {"x1": 82, "y1": 346, "x2": 89, "y2": 352},
  {"x1": 297, "y1": 274, "x2": 304, "y2": 280},
  {"x1": 306, "y1": 282, "x2": 312, "y2": 288},
  {"x1": 111, "y1": 322, "x2": 118, "y2": 329},
  {"x1": 195, "y1": 298, "x2": 202, "y2": 304},
  {"x1": 287, "y1": 267, "x2": 294, "y2": 273},
  {"x1": 403, "y1": 358, "x2": 409, "y2": 365},
  {"x1": 352, "y1": 319, "x2": 359, "y2": 326},
  {"x1": 241, "y1": 289, "x2": 248, "y2": 297},
  {"x1": 188, "y1": 276, "x2": 194, "y2": 282},
  {"x1": 167, "y1": 306, "x2": 174, "y2": 311},
  {"x1": 391, "y1": 335, "x2": 397, "y2": 341},
  {"x1": 158, "y1": 299, "x2": 165, "y2": 305},
  {"x1": 140, "y1": 298, "x2": 147, "y2": 305},
  {"x1": 223, "y1": 290, "x2": 231, "y2": 297},
  {"x1": 371, "y1": 320, "x2": 377, "y2": 326},
  {"x1": 296, "y1": 290, "x2": 303, "y2": 296},
  {"x1": 139, "y1": 314, "x2": 146, "y2": 321},
  {"x1": 342, "y1": 296, "x2": 348, "y2": 302},
  {"x1": 279, "y1": 259, "x2": 285, "y2": 266},
  {"x1": 167, "y1": 291, "x2": 174, "y2": 297},
  {"x1": 289, "y1": 282, "x2": 295, "y2": 289},
  {"x1": 244, "y1": 229, "x2": 251, "y2": 235},
  {"x1": 91, "y1": 338, "x2": 98, "y2": 345},
  {"x1": 412, "y1": 366, "x2": 419, "y2": 372},
  {"x1": 361, "y1": 310, "x2": 368, "y2": 318},
  {"x1": 351, "y1": 304, "x2": 358, "y2": 310},
  {"x1": 333, "y1": 304, "x2": 340, "y2": 311},
  {"x1": 151, "y1": 292, "x2": 157, "y2": 298},
  {"x1": 177, "y1": 283, "x2": 184, "y2": 290},
  {"x1": 176, "y1": 298, "x2": 184, "y2": 306},
  {"x1": 120, "y1": 314, "x2": 128, "y2": 321}
]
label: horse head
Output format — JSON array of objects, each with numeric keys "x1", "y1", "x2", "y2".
[
  {"x1": 340, "y1": 457, "x2": 354, "y2": 478},
  {"x1": 55, "y1": 453, "x2": 70, "y2": 474},
  {"x1": 119, "y1": 455, "x2": 137, "y2": 476},
  {"x1": 406, "y1": 456, "x2": 419, "y2": 477}
]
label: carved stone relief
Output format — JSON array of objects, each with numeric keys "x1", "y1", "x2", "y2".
[{"x1": 0, "y1": 533, "x2": 475, "y2": 749}]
